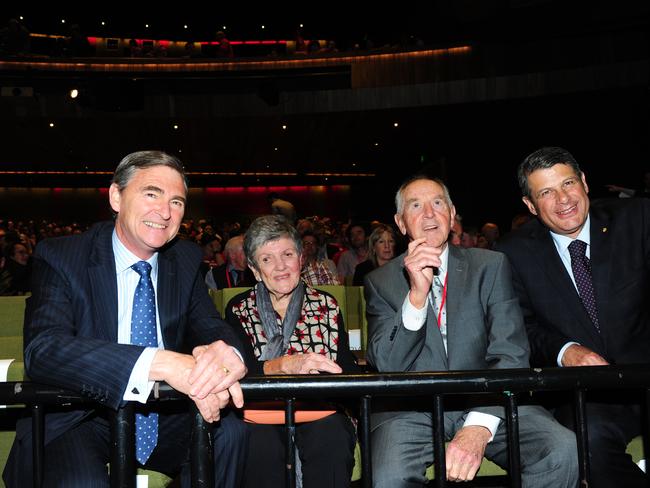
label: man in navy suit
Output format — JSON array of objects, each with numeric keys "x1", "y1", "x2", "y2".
[
  {"x1": 497, "y1": 147, "x2": 650, "y2": 488},
  {"x1": 4, "y1": 151, "x2": 248, "y2": 487}
]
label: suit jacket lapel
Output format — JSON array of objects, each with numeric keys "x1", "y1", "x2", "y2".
[
  {"x1": 445, "y1": 246, "x2": 464, "y2": 362},
  {"x1": 157, "y1": 246, "x2": 179, "y2": 349},
  {"x1": 589, "y1": 207, "x2": 613, "y2": 325},
  {"x1": 398, "y1": 254, "x2": 448, "y2": 369},
  {"x1": 88, "y1": 223, "x2": 118, "y2": 342}
]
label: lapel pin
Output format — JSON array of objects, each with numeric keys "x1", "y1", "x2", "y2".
[{"x1": 602, "y1": 227, "x2": 607, "y2": 233}]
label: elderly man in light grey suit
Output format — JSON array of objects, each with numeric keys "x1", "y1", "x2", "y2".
[{"x1": 365, "y1": 175, "x2": 578, "y2": 487}]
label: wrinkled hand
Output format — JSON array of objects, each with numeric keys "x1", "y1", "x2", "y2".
[
  {"x1": 403, "y1": 237, "x2": 443, "y2": 309},
  {"x1": 263, "y1": 352, "x2": 342, "y2": 375},
  {"x1": 561, "y1": 344, "x2": 609, "y2": 367},
  {"x1": 445, "y1": 426, "x2": 491, "y2": 482},
  {"x1": 189, "y1": 340, "x2": 247, "y2": 407},
  {"x1": 149, "y1": 350, "x2": 226, "y2": 423}
]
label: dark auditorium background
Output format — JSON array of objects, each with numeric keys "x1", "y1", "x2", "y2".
[{"x1": 1, "y1": 2, "x2": 648, "y2": 232}]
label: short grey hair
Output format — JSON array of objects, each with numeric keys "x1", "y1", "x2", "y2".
[
  {"x1": 111, "y1": 150, "x2": 187, "y2": 191},
  {"x1": 224, "y1": 235, "x2": 244, "y2": 257},
  {"x1": 395, "y1": 174, "x2": 453, "y2": 215},
  {"x1": 518, "y1": 147, "x2": 582, "y2": 198},
  {"x1": 244, "y1": 215, "x2": 302, "y2": 270}
]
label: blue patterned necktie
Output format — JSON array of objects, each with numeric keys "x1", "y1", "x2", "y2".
[
  {"x1": 130, "y1": 260, "x2": 159, "y2": 464},
  {"x1": 568, "y1": 240, "x2": 600, "y2": 332}
]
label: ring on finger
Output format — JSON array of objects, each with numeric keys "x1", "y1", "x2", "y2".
[{"x1": 222, "y1": 366, "x2": 230, "y2": 375}]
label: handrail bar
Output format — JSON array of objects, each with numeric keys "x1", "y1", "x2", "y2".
[{"x1": 2, "y1": 364, "x2": 649, "y2": 488}]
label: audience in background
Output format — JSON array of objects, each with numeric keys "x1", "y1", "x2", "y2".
[
  {"x1": 198, "y1": 232, "x2": 224, "y2": 279},
  {"x1": 268, "y1": 192, "x2": 297, "y2": 225},
  {"x1": 352, "y1": 223, "x2": 396, "y2": 286},
  {"x1": 336, "y1": 222, "x2": 369, "y2": 284},
  {"x1": 479, "y1": 222, "x2": 500, "y2": 250},
  {"x1": 300, "y1": 230, "x2": 340, "y2": 286},
  {"x1": 206, "y1": 235, "x2": 256, "y2": 290}
]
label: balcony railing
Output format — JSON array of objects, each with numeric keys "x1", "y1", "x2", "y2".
[{"x1": 1, "y1": 364, "x2": 649, "y2": 488}]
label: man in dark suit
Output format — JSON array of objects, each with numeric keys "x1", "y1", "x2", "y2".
[
  {"x1": 4, "y1": 151, "x2": 248, "y2": 487},
  {"x1": 206, "y1": 235, "x2": 256, "y2": 290},
  {"x1": 365, "y1": 175, "x2": 577, "y2": 487},
  {"x1": 496, "y1": 146, "x2": 650, "y2": 488}
]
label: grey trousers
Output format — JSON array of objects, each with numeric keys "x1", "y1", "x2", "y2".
[{"x1": 371, "y1": 405, "x2": 578, "y2": 488}]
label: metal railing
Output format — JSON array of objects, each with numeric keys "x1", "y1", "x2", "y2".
[{"x1": 2, "y1": 365, "x2": 650, "y2": 488}]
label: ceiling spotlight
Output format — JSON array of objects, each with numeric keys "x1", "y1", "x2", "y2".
[
  {"x1": 274, "y1": 147, "x2": 278, "y2": 151},
  {"x1": 374, "y1": 142, "x2": 379, "y2": 146},
  {"x1": 69, "y1": 89, "x2": 79, "y2": 99},
  {"x1": 393, "y1": 122, "x2": 399, "y2": 127},
  {"x1": 145, "y1": 24, "x2": 149, "y2": 28},
  {"x1": 19, "y1": 16, "x2": 24, "y2": 20},
  {"x1": 300, "y1": 24, "x2": 304, "y2": 28},
  {"x1": 61, "y1": 19, "x2": 66, "y2": 24},
  {"x1": 183, "y1": 25, "x2": 188, "y2": 29},
  {"x1": 222, "y1": 25, "x2": 227, "y2": 30},
  {"x1": 101, "y1": 21, "x2": 105, "y2": 26},
  {"x1": 282, "y1": 125, "x2": 287, "y2": 130},
  {"x1": 173, "y1": 124, "x2": 179, "y2": 130},
  {"x1": 49, "y1": 122, "x2": 55, "y2": 128},
  {"x1": 261, "y1": 25, "x2": 265, "y2": 29}
]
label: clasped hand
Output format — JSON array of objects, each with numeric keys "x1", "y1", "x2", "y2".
[{"x1": 152, "y1": 341, "x2": 246, "y2": 423}]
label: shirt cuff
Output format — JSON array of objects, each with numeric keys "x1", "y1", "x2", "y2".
[
  {"x1": 123, "y1": 347, "x2": 158, "y2": 403},
  {"x1": 402, "y1": 294, "x2": 429, "y2": 331},
  {"x1": 557, "y1": 341, "x2": 580, "y2": 367},
  {"x1": 463, "y1": 411, "x2": 501, "y2": 443}
]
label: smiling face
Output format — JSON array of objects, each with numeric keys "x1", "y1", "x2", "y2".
[
  {"x1": 109, "y1": 165, "x2": 186, "y2": 259},
  {"x1": 523, "y1": 163, "x2": 590, "y2": 238},
  {"x1": 394, "y1": 178, "x2": 456, "y2": 250},
  {"x1": 251, "y1": 237, "x2": 302, "y2": 299}
]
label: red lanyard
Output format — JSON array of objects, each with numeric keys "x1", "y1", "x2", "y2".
[
  {"x1": 437, "y1": 273, "x2": 448, "y2": 329},
  {"x1": 226, "y1": 269, "x2": 233, "y2": 288}
]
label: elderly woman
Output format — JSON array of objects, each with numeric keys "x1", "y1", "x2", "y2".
[
  {"x1": 225, "y1": 215, "x2": 358, "y2": 488},
  {"x1": 352, "y1": 223, "x2": 396, "y2": 286}
]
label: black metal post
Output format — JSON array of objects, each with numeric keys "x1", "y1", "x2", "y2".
[
  {"x1": 190, "y1": 406, "x2": 214, "y2": 487},
  {"x1": 31, "y1": 403, "x2": 44, "y2": 488},
  {"x1": 109, "y1": 404, "x2": 136, "y2": 488},
  {"x1": 285, "y1": 398, "x2": 296, "y2": 488},
  {"x1": 641, "y1": 389, "x2": 650, "y2": 488},
  {"x1": 504, "y1": 392, "x2": 521, "y2": 488},
  {"x1": 433, "y1": 393, "x2": 446, "y2": 488},
  {"x1": 574, "y1": 389, "x2": 590, "y2": 487},
  {"x1": 360, "y1": 395, "x2": 372, "y2": 488}
]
